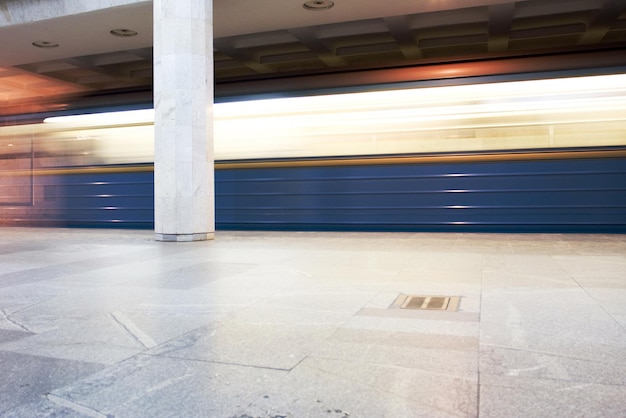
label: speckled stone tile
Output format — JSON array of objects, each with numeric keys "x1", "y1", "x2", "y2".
[
  {"x1": 48, "y1": 354, "x2": 287, "y2": 418},
  {"x1": 0, "y1": 351, "x2": 103, "y2": 416},
  {"x1": 0, "y1": 228, "x2": 625, "y2": 417}
]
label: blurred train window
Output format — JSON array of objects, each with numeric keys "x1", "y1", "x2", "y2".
[
  {"x1": 2, "y1": 73, "x2": 626, "y2": 168},
  {"x1": 0, "y1": 125, "x2": 35, "y2": 205},
  {"x1": 38, "y1": 115, "x2": 154, "y2": 167},
  {"x1": 213, "y1": 73, "x2": 626, "y2": 159}
]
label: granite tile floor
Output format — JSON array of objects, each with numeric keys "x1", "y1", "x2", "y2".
[{"x1": 0, "y1": 227, "x2": 625, "y2": 418}]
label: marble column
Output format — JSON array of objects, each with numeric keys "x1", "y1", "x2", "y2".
[{"x1": 153, "y1": 0, "x2": 214, "y2": 241}]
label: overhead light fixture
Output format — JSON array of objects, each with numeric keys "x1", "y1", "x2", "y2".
[
  {"x1": 110, "y1": 28, "x2": 138, "y2": 37},
  {"x1": 303, "y1": 0, "x2": 334, "y2": 11},
  {"x1": 44, "y1": 109, "x2": 154, "y2": 125},
  {"x1": 32, "y1": 41, "x2": 59, "y2": 48}
]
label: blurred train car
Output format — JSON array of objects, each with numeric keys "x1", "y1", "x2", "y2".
[{"x1": 1, "y1": 70, "x2": 626, "y2": 232}]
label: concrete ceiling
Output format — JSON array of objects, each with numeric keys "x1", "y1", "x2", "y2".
[{"x1": 1, "y1": 0, "x2": 625, "y2": 115}]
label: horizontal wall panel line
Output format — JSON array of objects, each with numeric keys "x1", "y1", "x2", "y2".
[
  {"x1": 61, "y1": 195, "x2": 153, "y2": 198},
  {"x1": 215, "y1": 149, "x2": 626, "y2": 169},
  {"x1": 74, "y1": 183, "x2": 153, "y2": 186},
  {"x1": 50, "y1": 207, "x2": 153, "y2": 211},
  {"x1": 217, "y1": 205, "x2": 626, "y2": 210},
  {"x1": 216, "y1": 189, "x2": 626, "y2": 196},
  {"x1": 216, "y1": 221, "x2": 626, "y2": 226},
  {"x1": 27, "y1": 165, "x2": 154, "y2": 176},
  {"x1": 216, "y1": 172, "x2": 626, "y2": 184},
  {"x1": 60, "y1": 182, "x2": 154, "y2": 186}
]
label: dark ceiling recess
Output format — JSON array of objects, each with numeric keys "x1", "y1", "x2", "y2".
[{"x1": 1, "y1": 0, "x2": 626, "y2": 115}]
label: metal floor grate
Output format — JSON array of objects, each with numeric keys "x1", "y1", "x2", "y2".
[{"x1": 391, "y1": 294, "x2": 460, "y2": 311}]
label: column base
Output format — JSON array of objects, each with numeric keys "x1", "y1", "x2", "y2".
[{"x1": 155, "y1": 232, "x2": 215, "y2": 242}]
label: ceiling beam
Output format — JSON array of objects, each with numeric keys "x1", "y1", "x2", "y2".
[
  {"x1": 579, "y1": 0, "x2": 626, "y2": 44},
  {"x1": 288, "y1": 27, "x2": 347, "y2": 67},
  {"x1": 10, "y1": 64, "x2": 91, "y2": 92},
  {"x1": 63, "y1": 57, "x2": 132, "y2": 81},
  {"x1": 488, "y1": 2, "x2": 515, "y2": 52},
  {"x1": 383, "y1": 16, "x2": 422, "y2": 59},
  {"x1": 213, "y1": 39, "x2": 275, "y2": 74}
]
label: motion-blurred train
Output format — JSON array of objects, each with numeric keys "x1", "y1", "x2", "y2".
[{"x1": 1, "y1": 66, "x2": 626, "y2": 232}]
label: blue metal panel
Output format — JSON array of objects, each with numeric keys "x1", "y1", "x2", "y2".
[
  {"x1": 215, "y1": 156, "x2": 626, "y2": 233},
  {"x1": 48, "y1": 170, "x2": 154, "y2": 228},
  {"x1": 8, "y1": 156, "x2": 624, "y2": 233}
]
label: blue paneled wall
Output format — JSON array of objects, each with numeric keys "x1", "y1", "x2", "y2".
[
  {"x1": 215, "y1": 156, "x2": 626, "y2": 233},
  {"x1": 40, "y1": 169, "x2": 154, "y2": 228},
  {"x1": 4, "y1": 155, "x2": 624, "y2": 232}
]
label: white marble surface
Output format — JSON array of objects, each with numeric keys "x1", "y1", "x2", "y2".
[
  {"x1": 153, "y1": 0, "x2": 214, "y2": 241},
  {"x1": 0, "y1": 228, "x2": 625, "y2": 417},
  {"x1": 0, "y1": 0, "x2": 147, "y2": 26}
]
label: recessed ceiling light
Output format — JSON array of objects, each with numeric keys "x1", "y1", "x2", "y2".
[
  {"x1": 32, "y1": 41, "x2": 59, "y2": 48},
  {"x1": 110, "y1": 28, "x2": 138, "y2": 37},
  {"x1": 303, "y1": 0, "x2": 334, "y2": 11}
]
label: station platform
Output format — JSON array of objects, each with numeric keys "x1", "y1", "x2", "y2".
[{"x1": 1, "y1": 228, "x2": 625, "y2": 417}]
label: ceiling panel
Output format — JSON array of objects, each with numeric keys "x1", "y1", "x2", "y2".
[{"x1": 0, "y1": 0, "x2": 625, "y2": 115}]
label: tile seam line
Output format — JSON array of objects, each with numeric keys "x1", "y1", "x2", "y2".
[
  {"x1": 142, "y1": 352, "x2": 293, "y2": 372},
  {"x1": 477, "y1": 252, "x2": 485, "y2": 418},
  {"x1": 244, "y1": 356, "x2": 309, "y2": 413},
  {"x1": 550, "y1": 253, "x2": 626, "y2": 333},
  {"x1": 306, "y1": 353, "x2": 475, "y2": 380},
  {"x1": 301, "y1": 357, "x2": 471, "y2": 417},
  {"x1": 126, "y1": 314, "x2": 237, "y2": 357},
  {"x1": 110, "y1": 311, "x2": 157, "y2": 349},
  {"x1": 0, "y1": 307, "x2": 33, "y2": 333},
  {"x1": 344, "y1": 250, "x2": 412, "y2": 342},
  {"x1": 0, "y1": 295, "x2": 58, "y2": 317},
  {"x1": 480, "y1": 343, "x2": 618, "y2": 363},
  {"x1": 0, "y1": 246, "x2": 184, "y2": 288},
  {"x1": 46, "y1": 393, "x2": 111, "y2": 418},
  {"x1": 479, "y1": 378, "x2": 626, "y2": 389},
  {"x1": 288, "y1": 249, "x2": 406, "y2": 345}
]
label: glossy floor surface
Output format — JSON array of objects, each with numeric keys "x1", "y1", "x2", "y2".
[{"x1": 1, "y1": 228, "x2": 625, "y2": 417}]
